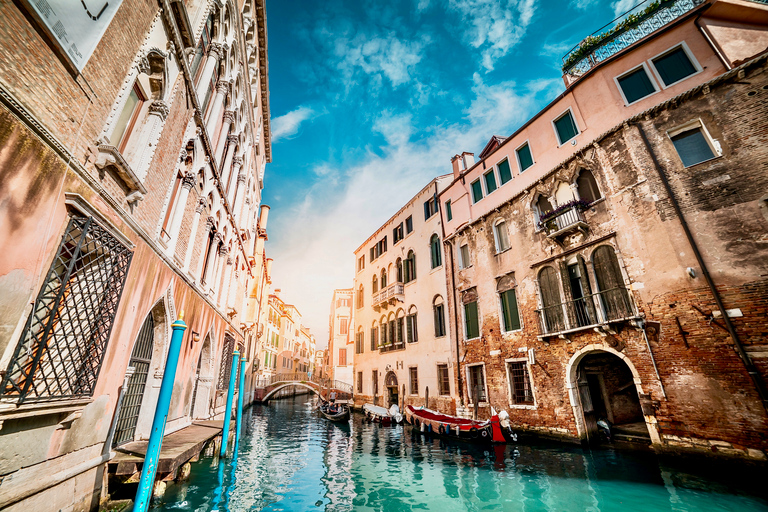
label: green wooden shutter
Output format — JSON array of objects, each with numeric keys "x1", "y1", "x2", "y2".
[
  {"x1": 501, "y1": 289, "x2": 520, "y2": 331},
  {"x1": 465, "y1": 301, "x2": 479, "y2": 339}
]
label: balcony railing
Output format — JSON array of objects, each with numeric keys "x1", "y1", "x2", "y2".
[
  {"x1": 379, "y1": 341, "x2": 405, "y2": 353},
  {"x1": 536, "y1": 287, "x2": 636, "y2": 337},
  {"x1": 562, "y1": 0, "x2": 704, "y2": 76},
  {"x1": 539, "y1": 205, "x2": 588, "y2": 238},
  {"x1": 372, "y1": 283, "x2": 405, "y2": 309}
]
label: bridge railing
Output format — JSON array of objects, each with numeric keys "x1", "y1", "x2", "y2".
[{"x1": 253, "y1": 373, "x2": 353, "y2": 395}]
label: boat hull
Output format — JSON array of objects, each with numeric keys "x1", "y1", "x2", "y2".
[
  {"x1": 404, "y1": 406, "x2": 515, "y2": 444},
  {"x1": 319, "y1": 403, "x2": 350, "y2": 422}
]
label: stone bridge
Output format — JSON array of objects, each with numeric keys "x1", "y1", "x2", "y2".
[{"x1": 253, "y1": 373, "x2": 353, "y2": 403}]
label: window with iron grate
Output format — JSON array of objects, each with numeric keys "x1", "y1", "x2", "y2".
[
  {"x1": 0, "y1": 214, "x2": 133, "y2": 403},
  {"x1": 217, "y1": 334, "x2": 236, "y2": 390},
  {"x1": 507, "y1": 361, "x2": 534, "y2": 405}
]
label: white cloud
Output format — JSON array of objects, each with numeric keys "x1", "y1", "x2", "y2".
[
  {"x1": 334, "y1": 33, "x2": 428, "y2": 88},
  {"x1": 570, "y1": 0, "x2": 599, "y2": 10},
  {"x1": 416, "y1": 0, "x2": 431, "y2": 11},
  {"x1": 612, "y1": 0, "x2": 641, "y2": 17},
  {"x1": 265, "y1": 76, "x2": 546, "y2": 343},
  {"x1": 447, "y1": 0, "x2": 537, "y2": 72},
  {"x1": 271, "y1": 106, "x2": 315, "y2": 142}
]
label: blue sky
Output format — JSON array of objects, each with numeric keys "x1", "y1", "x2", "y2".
[{"x1": 262, "y1": 0, "x2": 635, "y2": 344}]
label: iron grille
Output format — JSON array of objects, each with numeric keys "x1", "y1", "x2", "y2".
[
  {"x1": 113, "y1": 314, "x2": 154, "y2": 446},
  {"x1": 508, "y1": 362, "x2": 534, "y2": 405},
  {"x1": 217, "y1": 333, "x2": 235, "y2": 390},
  {"x1": 1, "y1": 215, "x2": 133, "y2": 403}
]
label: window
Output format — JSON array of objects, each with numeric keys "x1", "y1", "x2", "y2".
[
  {"x1": 380, "y1": 268, "x2": 387, "y2": 288},
  {"x1": 499, "y1": 289, "x2": 521, "y2": 332},
  {"x1": 445, "y1": 200, "x2": 452, "y2": 221},
  {"x1": 507, "y1": 361, "x2": 534, "y2": 405},
  {"x1": 616, "y1": 65, "x2": 657, "y2": 104},
  {"x1": 467, "y1": 364, "x2": 487, "y2": 403},
  {"x1": 357, "y1": 372, "x2": 363, "y2": 393},
  {"x1": 576, "y1": 169, "x2": 601, "y2": 203},
  {"x1": 355, "y1": 330, "x2": 364, "y2": 354},
  {"x1": 405, "y1": 216, "x2": 413, "y2": 234},
  {"x1": 592, "y1": 245, "x2": 633, "y2": 320},
  {"x1": 424, "y1": 195, "x2": 439, "y2": 220},
  {"x1": 112, "y1": 83, "x2": 145, "y2": 152},
  {"x1": 339, "y1": 318, "x2": 348, "y2": 335},
  {"x1": 651, "y1": 44, "x2": 698, "y2": 87},
  {"x1": 396, "y1": 258, "x2": 403, "y2": 283},
  {"x1": 0, "y1": 214, "x2": 133, "y2": 402},
  {"x1": 433, "y1": 302, "x2": 446, "y2": 337},
  {"x1": 406, "y1": 311, "x2": 418, "y2": 343},
  {"x1": 393, "y1": 222, "x2": 404, "y2": 243},
  {"x1": 515, "y1": 143, "x2": 534, "y2": 172},
  {"x1": 498, "y1": 158, "x2": 513, "y2": 184},
  {"x1": 370, "y1": 247, "x2": 375, "y2": 262},
  {"x1": 471, "y1": 179, "x2": 483, "y2": 203},
  {"x1": 670, "y1": 125, "x2": 717, "y2": 167},
  {"x1": 377, "y1": 236, "x2": 387, "y2": 256},
  {"x1": 459, "y1": 243, "x2": 470, "y2": 269},
  {"x1": 338, "y1": 348, "x2": 347, "y2": 366},
  {"x1": 372, "y1": 274, "x2": 378, "y2": 293},
  {"x1": 553, "y1": 109, "x2": 579, "y2": 145},
  {"x1": 535, "y1": 195, "x2": 554, "y2": 225},
  {"x1": 357, "y1": 256, "x2": 365, "y2": 272},
  {"x1": 396, "y1": 314, "x2": 404, "y2": 344},
  {"x1": 160, "y1": 171, "x2": 184, "y2": 241},
  {"x1": 430, "y1": 234, "x2": 442, "y2": 268},
  {"x1": 484, "y1": 170, "x2": 497, "y2": 194},
  {"x1": 357, "y1": 285, "x2": 364, "y2": 308},
  {"x1": 380, "y1": 320, "x2": 388, "y2": 346},
  {"x1": 437, "y1": 364, "x2": 450, "y2": 396},
  {"x1": 538, "y1": 266, "x2": 565, "y2": 333},
  {"x1": 370, "y1": 325, "x2": 378, "y2": 351},
  {"x1": 372, "y1": 370, "x2": 378, "y2": 396},
  {"x1": 464, "y1": 300, "x2": 479, "y2": 339},
  {"x1": 191, "y1": 15, "x2": 213, "y2": 81},
  {"x1": 404, "y1": 250, "x2": 416, "y2": 283},
  {"x1": 493, "y1": 220, "x2": 510, "y2": 253},
  {"x1": 389, "y1": 318, "x2": 396, "y2": 345},
  {"x1": 409, "y1": 367, "x2": 418, "y2": 395}
]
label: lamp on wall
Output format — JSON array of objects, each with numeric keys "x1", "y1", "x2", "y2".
[{"x1": 190, "y1": 330, "x2": 200, "y2": 343}]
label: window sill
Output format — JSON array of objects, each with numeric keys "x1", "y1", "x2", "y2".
[
  {"x1": 509, "y1": 403, "x2": 537, "y2": 410},
  {"x1": 0, "y1": 397, "x2": 94, "y2": 420},
  {"x1": 466, "y1": 402, "x2": 490, "y2": 408},
  {"x1": 494, "y1": 247, "x2": 511, "y2": 256},
  {"x1": 501, "y1": 328, "x2": 523, "y2": 335},
  {"x1": 429, "y1": 265, "x2": 443, "y2": 274},
  {"x1": 94, "y1": 144, "x2": 148, "y2": 195},
  {"x1": 681, "y1": 154, "x2": 722, "y2": 169}
]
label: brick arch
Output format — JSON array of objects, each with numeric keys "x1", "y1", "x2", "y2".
[{"x1": 565, "y1": 344, "x2": 660, "y2": 443}]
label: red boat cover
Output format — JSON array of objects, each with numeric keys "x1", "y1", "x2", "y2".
[{"x1": 407, "y1": 406, "x2": 487, "y2": 426}]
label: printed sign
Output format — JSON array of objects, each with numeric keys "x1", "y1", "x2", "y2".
[{"x1": 21, "y1": 0, "x2": 124, "y2": 72}]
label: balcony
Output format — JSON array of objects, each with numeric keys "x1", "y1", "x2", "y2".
[
  {"x1": 379, "y1": 341, "x2": 405, "y2": 353},
  {"x1": 372, "y1": 283, "x2": 405, "y2": 310},
  {"x1": 562, "y1": 0, "x2": 704, "y2": 77},
  {"x1": 536, "y1": 287, "x2": 637, "y2": 338},
  {"x1": 539, "y1": 203, "x2": 588, "y2": 239}
]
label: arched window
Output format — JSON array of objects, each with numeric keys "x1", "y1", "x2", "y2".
[
  {"x1": 577, "y1": 169, "x2": 601, "y2": 204},
  {"x1": 592, "y1": 246, "x2": 632, "y2": 320},
  {"x1": 380, "y1": 318, "x2": 388, "y2": 346},
  {"x1": 493, "y1": 220, "x2": 510, "y2": 253},
  {"x1": 404, "y1": 250, "x2": 416, "y2": 283},
  {"x1": 396, "y1": 258, "x2": 403, "y2": 283},
  {"x1": 395, "y1": 310, "x2": 405, "y2": 345},
  {"x1": 430, "y1": 234, "x2": 442, "y2": 268},
  {"x1": 537, "y1": 266, "x2": 565, "y2": 333},
  {"x1": 370, "y1": 321, "x2": 379, "y2": 351},
  {"x1": 406, "y1": 305, "x2": 418, "y2": 343},
  {"x1": 535, "y1": 195, "x2": 554, "y2": 227},
  {"x1": 372, "y1": 274, "x2": 378, "y2": 293},
  {"x1": 380, "y1": 268, "x2": 387, "y2": 288},
  {"x1": 357, "y1": 285, "x2": 364, "y2": 309},
  {"x1": 433, "y1": 295, "x2": 446, "y2": 337}
]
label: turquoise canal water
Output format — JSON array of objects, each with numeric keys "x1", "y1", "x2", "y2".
[{"x1": 152, "y1": 395, "x2": 768, "y2": 511}]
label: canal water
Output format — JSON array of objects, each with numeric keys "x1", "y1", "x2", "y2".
[{"x1": 153, "y1": 395, "x2": 768, "y2": 511}]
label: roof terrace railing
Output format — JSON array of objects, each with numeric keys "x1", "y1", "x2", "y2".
[{"x1": 562, "y1": 0, "x2": 704, "y2": 76}]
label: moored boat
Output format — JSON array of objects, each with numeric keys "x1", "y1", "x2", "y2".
[
  {"x1": 404, "y1": 405, "x2": 516, "y2": 444},
  {"x1": 363, "y1": 403, "x2": 403, "y2": 424},
  {"x1": 319, "y1": 401, "x2": 351, "y2": 422}
]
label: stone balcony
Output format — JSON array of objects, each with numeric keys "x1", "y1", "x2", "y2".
[{"x1": 372, "y1": 283, "x2": 405, "y2": 310}]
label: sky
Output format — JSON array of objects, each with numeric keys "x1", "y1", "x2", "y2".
[{"x1": 262, "y1": 0, "x2": 636, "y2": 347}]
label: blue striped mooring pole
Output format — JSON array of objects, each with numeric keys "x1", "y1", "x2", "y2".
[
  {"x1": 133, "y1": 312, "x2": 187, "y2": 512},
  {"x1": 219, "y1": 350, "x2": 240, "y2": 457},
  {"x1": 234, "y1": 357, "x2": 246, "y2": 453}
]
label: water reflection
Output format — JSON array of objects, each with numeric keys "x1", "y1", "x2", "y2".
[{"x1": 154, "y1": 395, "x2": 768, "y2": 512}]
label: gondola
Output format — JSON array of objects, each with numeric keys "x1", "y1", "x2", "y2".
[
  {"x1": 363, "y1": 403, "x2": 403, "y2": 424},
  {"x1": 404, "y1": 405, "x2": 517, "y2": 444},
  {"x1": 318, "y1": 400, "x2": 350, "y2": 422}
]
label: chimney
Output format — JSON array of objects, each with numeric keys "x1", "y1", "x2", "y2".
[
  {"x1": 258, "y1": 204, "x2": 270, "y2": 234},
  {"x1": 273, "y1": 288, "x2": 281, "y2": 298},
  {"x1": 266, "y1": 258, "x2": 273, "y2": 281},
  {"x1": 461, "y1": 152, "x2": 475, "y2": 170},
  {"x1": 451, "y1": 154, "x2": 462, "y2": 180}
]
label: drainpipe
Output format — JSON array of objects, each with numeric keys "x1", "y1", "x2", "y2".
[
  {"x1": 695, "y1": 16, "x2": 731, "y2": 71},
  {"x1": 635, "y1": 123, "x2": 768, "y2": 413}
]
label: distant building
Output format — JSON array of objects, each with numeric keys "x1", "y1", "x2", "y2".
[
  {"x1": 328, "y1": 289, "x2": 354, "y2": 385},
  {"x1": 352, "y1": 176, "x2": 458, "y2": 414},
  {"x1": 438, "y1": 0, "x2": 768, "y2": 457}
]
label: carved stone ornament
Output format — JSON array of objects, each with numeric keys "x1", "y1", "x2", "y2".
[
  {"x1": 219, "y1": 245, "x2": 229, "y2": 257},
  {"x1": 208, "y1": 42, "x2": 224, "y2": 59},
  {"x1": 182, "y1": 171, "x2": 196, "y2": 190},
  {"x1": 223, "y1": 110, "x2": 236, "y2": 123},
  {"x1": 179, "y1": 148, "x2": 188, "y2": 163},
  {"x1": 148, "y1": 100, "x2": 170, "y2": 120},
  {"x1": 227, "y1": 135, "x2": 239, "y2": 146},
  {"x1": 226, "y1": 257, "x2": 234, "y2": 266},
  {"x1": 237, "y1": 173, "x2": 246, "y2": 183},
  {"x1": 196, "y1": 198, "x2": 208, "y2": 214},
  {"x1": 217, "y1": 80, "x2": 231, "y2": 95},
  {"x1": 206, "y1": 216, "x2": 216, "y2": 229},
  {"x1": 232, "y1": 156, "x2": 243, "y2": 167},
  {"x1": 137, "y1": 56, "x2": 150, "y2": 75},
  {"x1": 214, "y1": 232, "x2": 224, "y2": 244}
]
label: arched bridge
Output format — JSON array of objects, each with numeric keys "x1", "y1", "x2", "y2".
[{"x1": 253, "y1": 373, "x2": 353, "y2": 403}]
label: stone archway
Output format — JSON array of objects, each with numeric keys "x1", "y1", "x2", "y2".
[
  {"x1": 190, "y1": 334, "x2": 214, "y2": 419},
  {"x1": 565, "y1": 344, "x2": 660, "y2": 444},
  {"x1": 385, "y1": 371, "x2": 399, "y2": 409}
]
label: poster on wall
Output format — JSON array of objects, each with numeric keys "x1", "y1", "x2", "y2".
[{"x1": 20, "y1": 0, "x2": 124, "y2": 72}]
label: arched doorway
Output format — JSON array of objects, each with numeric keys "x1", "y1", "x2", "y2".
[
  {"x1": 385, "y1": 371, "x2": 398, "y2": 408},
  {"x1": 113, "y1": 313, "x2": 155, "y2": 446},
  {"x1": 570, "y1": 349, "x2": 651, "y2": 444},
  {"x1": 190, "y1": 335, "x2": 214, "y2": 419}
]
